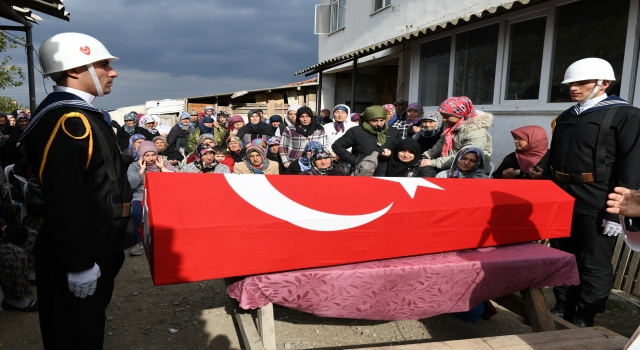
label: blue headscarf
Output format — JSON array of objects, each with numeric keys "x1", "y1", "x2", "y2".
[
  {"x1": 298, "y1": 141, "x2": 324, "y2": 171},
  {"x1": 128, "y1": 134, "x2": 146, "y2": 161},
  {"x1": 200, "y1": 117, "x2": 214, "y2": 134}
]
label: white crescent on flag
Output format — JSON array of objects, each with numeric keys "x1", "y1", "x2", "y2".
[{"x1": 223, "y1": 174, "x2": 442, "y2": 231}]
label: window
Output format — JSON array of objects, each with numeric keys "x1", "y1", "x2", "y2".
[
  {"x1": 453, "y1": 24, "x2": 500, "y2": 105},
  {"x1": 373, "y1": 0, "x2": 391, "y2": 12},
  {"x1": 504, "y1": 17, "x2": 546, "y2": 100},
  {"x1": 549, "y1": 0, "x2": 630, "y2": 102},
  {"x1": 418, "y1": 37, "x2": 451, "y2": 106},
  {"x1": 331, "y1": 0, "x2": 346, "y2": 32}
]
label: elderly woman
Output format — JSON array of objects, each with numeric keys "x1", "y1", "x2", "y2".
[
  {"x1": 167, "y1": 112, "x2": 194, "y2": 154},
  {"x1": 226, "y1": 135, "x2": 244, "y2": 164},
  {"x1": 436, "y1": 146, "x2": 488, "y2": 179},
  {"x1": 318, "y1": 108, "x2": 332, "y2": 125},
  {"x1": 135, "y1": 115, "x2": 159, "y2": 140},
  {"x1": 266, "y1": 136, "x2": 285, "y2": 173},
  {"x1": 384, "y1": 104, "x2": 397, "y2": 126},
  {"x1": 270, "y1": 115, "x2": 285, "y2": 137},
  {"x1": 332, "y1": 105, "x2": 399, "y2": 176},
  {"x1": 493, "y1": 126, "x2": 549, "y2": 179},
  {"x1": 188, "y1": 115, "x2": 216, "y2": 153},
  {"x1": 182, "y1": 143, "x2": 231, "y2": 174},
  {"x1": 421, "y1": 97, "x2": 493, "y2": 174},
  {"x1": 121, "y1": 134, "x2": 146, "y2": 168},
  {"x1": 351, "y1": 113, "x2": 360, "y2": 125},
  {"x1": 413, "y1": 111, "x2": 445, "y2": 153},
  {"x1": 284, "y1": 104, "x2": 300, "y2": 127},
  {"x1": 185, "y1": 133, "x2": 217, "y2": 165},
  {"x1": 212, "y1": 113, "x2": 230, "y2": 146},
  {"x1": 300, "y1": 147, "x2": 348, "y2": 176},
  {"x1": 153, "y1": 136, "x2": 184, "y2": 168},
  {"x1": 324, "y1": 104, "x2": 355, "y2": 173},
  {"x1": 386, "y1": 139, "x2": 437, "y2": 178},
  {"x1": 217, "y1": 111, "x2": 230, "y2": 129},
  {"x1": 279, "y1": 106, "x2": 326, "y2": 169},
  {"x1": 151, "y1": 115, "x2": 171, "y2": 137},
  {"x1": 127, "y1": 141, "x2": 174, "y2": 255},
  {"x1": 227, "y1": 115, "x2": 245, "y2": 135},
  {"x1": 391, "y1": 102, "x2": 423, "y2": 140},
  {"x1": 237, "y1": 109, "x2": 275, "y2": 147},
  {"x1": 233, "y1": 144, "x2": 279, "y2": 174},
  {"x1": 113, "y1": 111, "x2": 137, "y2": 150},
  {"x1": 284, "y1": 141, "x2": 324, "y2": 175}
]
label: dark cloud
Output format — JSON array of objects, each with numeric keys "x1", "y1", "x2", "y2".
[{"x1": 1, "y1": 0, "x2": 319, "y2": 108}]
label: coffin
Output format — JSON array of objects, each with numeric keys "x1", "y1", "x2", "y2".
[{"x1": 142, "y1": 173, "x2": 574, "y2": 286}]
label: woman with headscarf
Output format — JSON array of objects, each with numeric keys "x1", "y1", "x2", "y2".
[
  {"x1": 182, "y1": 143, "x2": 231, "y2": 174},
  {"x1": 279, "y1": 106, "x2": 327, "y2": 169},
  {"x1": 391, "y1": 102, "x2": 423, "y2": 140},
  {"x1": 8, "y1": 114, "x2": 28, "y2": 149},
  {"x1": 284, "y1": 141, "x2": 323, "y2": 175},
  {"x1": 266, "y1": 136, "x2": 285, "y2": 173},
  {"x1": 217, "y1": 111, "x2": 230, "y2": 129},
  {"x1": 332, "y1": 105, "x2": 399, "y2": 176},
  {"x1": 237, "y1": 110, "x2": 275, "y2": 147},
  {"x1": 121, "y1": 134, "x2": 146, "y2": 168},
  {"x1": 384, "y1": 104, "x2": 397, "y2": 126},
  {"x1": 386, "y1": 138, "x2": 437, "y2": 178},
  {"x1": 394, "y1": 99, "x2": 408, "y2": 121},
  {"x1": 213, "y1": 111, "x2": 230, "y2": 145},
  {"x1": 413, "y1": 111, "x2": 445, "y2": 153},
  {"x1": 318, "y1": 109, "x2": 332, "y2": 125},
  {"x1": 299, "y1": 147, "x2": 349, "y2": 176},
  {"x1": 187, "y1": 115, "x2": 217, "y2": 154},
  {"x1": 112, "y1": 112, "x2": 138, "y2": 150},
  {"x1": 436, "y1": 146, "x2": 488, "y2": 179},
  {"x1": 134, "y1": 115, "x2": 159, "y2": 140},
  {"x1": 0, "y1": 112, "x2": 14, "y2": 166},
  {"x1": 226, "y1": 135, "x2": 244, "y2": 164},
  {"x1": 127, "y1": 141, "x2": 174, "y2": 255},
  {"x1": 233, "y1": 144, "x2": 279, "y2": 174},
  {"x1": 167, "y1": 112, "x2": 194, "y2": 155},
  {"x1": 153, "y1": 135, "x2": 184, "y2": 168},
  {"x1": 493, "y1": 126, "x2": 549, "y2": 179},
  {"x1": 269, "y1": 115, "x2": 286, "y2": 137},
  {"x1": 351, "y1": 113, "x2": 360, "y2": 125},
  {"x1": 324, "y1": 104, "x2": 355, "y2": 173},
  {"x1": 150, "y1": 115, "x2": 171, "y2": 137},
  {"x1": 421, "y1": 96, "x2": 493, "y2": 174},
  {"x1": 184, "y1": 134, "x2": 217, "y2": 165},
  {"x1": 227, "y1": 115, "x2": 245, "y2": 134}
]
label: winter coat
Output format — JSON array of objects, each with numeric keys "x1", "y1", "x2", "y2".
[
  {"x1": 493, "y1": 150, "x2": 549, "y2": 179},
  {"x1": 332, "y1": 125, "x2": 399, "y2": 176},
  {"x1": 233, "y1": 161, "x2": 279, "y2": 174},
  {"x1": 267, "y1": 152, "x2": 285, "y2": 174},
  {"x1": 323, "y1": 120, "x2": 356, "y2": 153},
  {"x1": 279, "y1": 124, "x2": 327, "y2": 163},
  {"x1": 385, "y1": 139, "x2": 437, "y2": 178},
  {"x1": 424, "y1": 111, "x2": 493, "y2": 173},
  {"x1": 134, "y1": 126, "x2": 158, "y2": 141},
  {"x1": 121, "y1": 148, "x2": 135, "y2": 168},
  {"x1": 111, "y1": 121, "x2": 133, "y2": 150},
  {"x1": 158, "y1": 147, "x2": 184, "y2": 162},
  {"x1": 237, "y1": 122, "x2": 275, "y2": 146},
  {"x1": 167, "y1": 124, "x2": 190, "y2": 152}
]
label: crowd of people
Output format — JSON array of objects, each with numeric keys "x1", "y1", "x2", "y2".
[{"x1": 1, "y1": 30, "x2": 639, "y2": 350}]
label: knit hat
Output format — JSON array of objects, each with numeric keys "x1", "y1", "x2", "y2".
[
  {"x1": 179, "y1": 112, "x2": 191, "y2": 120},
  {"x1": 361, "y1": 106, "x2": 387, "y2": 123},
  {"x1": 136, "y1": 141, "x2": 157, "y2": 159},
  {"x1": 246, "y1": 145, "x2": 266, "y2": 160},
  {"x1": 350, "y1": 113, "x2": 360, "y2": 122},
  {"x1": 269, "y1": 115, "x2": 283, "y2": 123},
  {"x1": 267, "y1": 136, "x2": 281, "y2": 146},
  {"x1": 229, "y1": 115, "x2": 244, "y2": 124}
]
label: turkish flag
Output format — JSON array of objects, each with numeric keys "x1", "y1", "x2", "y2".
[{"x1": 142, "y1": 173, "x2": 574, "y2": 285}]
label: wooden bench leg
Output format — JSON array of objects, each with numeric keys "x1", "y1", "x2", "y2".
[
  {"x1": 235, "y1": 310, "x2": 265, "y2": 350},
  {"x1": 521, "y1": 287, "x2": 556, "y2": 332},
  {"x1": 258, "y1": 303, "x2": 276, "y2": 350}
]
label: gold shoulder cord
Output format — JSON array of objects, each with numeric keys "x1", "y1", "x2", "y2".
[{"x1": 39, "y1": 112, "x2": 93, "y2": 183}]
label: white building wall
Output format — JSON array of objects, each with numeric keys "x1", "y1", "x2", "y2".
[{"x1": 318, "y1": 0, "x2": 508, "y2": 62}]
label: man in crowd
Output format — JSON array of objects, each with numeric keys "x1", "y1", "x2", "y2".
[
  {"x1": 23, "y1": 32, "x2": 134, "y2": 349},
  {"x1": 545, "y1": 58, "x2": 640, "y2": 327}
]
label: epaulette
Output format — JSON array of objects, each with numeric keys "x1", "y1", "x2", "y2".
[{"x1": 40, "y1": 112, "x2": 93, "y2": 183}]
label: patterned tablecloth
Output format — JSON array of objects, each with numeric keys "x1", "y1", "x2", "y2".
[{"x1": 227, "y1": 243, "x2": 579, "y2": 321}]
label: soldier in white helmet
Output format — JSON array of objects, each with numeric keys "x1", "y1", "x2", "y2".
[
  {"x1": 22, "y1": 33, "x2": 134, "y2": 349},
  {"x1": 545, "y1": 58, "x2": 640, "y2": 327}
]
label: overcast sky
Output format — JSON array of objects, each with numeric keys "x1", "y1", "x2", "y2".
[{"x1": 1, "y1": 0, "x2": 318, "y2": 109}]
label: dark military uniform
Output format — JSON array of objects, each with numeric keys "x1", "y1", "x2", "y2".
[
  {"x1": 23, "y1": 91, "x2": 134, "y2": 349},
  {"x1": 547, "y1": 96, "x2": 640, "y2": 324}
]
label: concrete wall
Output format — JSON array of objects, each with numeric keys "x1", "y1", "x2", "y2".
[{"x1": 318, "y1": 0, "x2": 507, "y2": 62}]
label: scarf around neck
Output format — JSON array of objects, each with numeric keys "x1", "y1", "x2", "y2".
[{"x1": 362, "y1": 122, "x2": 388, "y2": 146}]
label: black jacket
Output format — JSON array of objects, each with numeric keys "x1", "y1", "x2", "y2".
[
  {"x1": 266, "y1": 152, "x2": 285, "y2": 174},
  {"x1": 134, "y1": 126, "x2": 158, "y2": 141},
  {"x1": 415, "y1": 128, "x2": 444, "y2": 154},
  {"x1": 167, "y1": 124, "x2": 189, "y2": 151},
  {"x1": 111, "y1": 120, "x2": 134, "y2": 151},
  {"x1": 385, "y1": 138, "x2": 437, "y2": 178},
  {"x1": 25, "y1": 106, "x2": 135, "y2": 272},
  {"x1": 159, "y1": 147, "x2": 184, "y2": 162},
  {"x1": 545, "y1": 103, "x2": 640, "y2": 220},
  {"x1": 332, "y1": 125, "x2": 399, "y2": 176},
  {"x1": 283, "y1": 159, "x2": 304, "y2": 175},
  {"x1": 493, "y1": 151, "x2": 549, "y2": 179},
  {"x1": 237, "y1": 122, "x2": 275, "y2": 145}
]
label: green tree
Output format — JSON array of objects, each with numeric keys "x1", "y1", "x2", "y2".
[
  {"x1": 0, "y1": 32, "x2": 25, "y2": 89},
  {"x1": 0, "y1": 95, "x2": 28, "y2": 113}
]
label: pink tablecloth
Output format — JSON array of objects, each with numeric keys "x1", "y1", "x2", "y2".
[{"x1": 227, "y1": 243, "x2": 579, "y2": 321}]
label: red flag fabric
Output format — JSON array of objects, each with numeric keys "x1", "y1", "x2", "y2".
[{"x1": 143, "y1": 173, "x2": 574, "y2": 286}]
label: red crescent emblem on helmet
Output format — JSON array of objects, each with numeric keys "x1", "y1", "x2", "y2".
[{"x1": 80, "y1": 46, "x2": 91, "y2": 55}]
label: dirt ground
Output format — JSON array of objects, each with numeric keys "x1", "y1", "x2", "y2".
[{"x1": 1, "y1": 253, "x2": 639, "y2": 349}]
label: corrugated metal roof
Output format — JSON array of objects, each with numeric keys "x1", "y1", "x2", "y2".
[
  {"x1": 187, "y1": 78, "x2": 318, "y2": 101},
  {"x1": 0, "y1": 0, "x2": 69, "y2": 24},
  {"x1": 295, "y1": 0, "x2": 539, "y2": 76}
]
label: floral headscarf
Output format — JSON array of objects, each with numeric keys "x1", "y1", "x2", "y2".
[
  {"x1": 194, "y1": 143, "x2": 218, "y2": 172},
  {"x1": 298, "y1": 141, "x2": 324, "y2": 172},
  {"x1": 383, "y1": 104, "x2": 397, "y2": 125},
  {"x1": 243, "y1": 145, "x2": 270, "y2": 174},
  {"x1": 447, "y1": 146, "x2": 485, "y2": 178},
  {"x1": 138, "y1": 115, "x2": 159, "y2": 135},
  {"x1": 438, "y1": 96, "x2": 477, "y2": 157},
  {"x1": 128, "y1": 134, "x2": 146, "y2": 161},
  {"x1": 308, "y1": 147, "x2": 334, "y2": 175},
  {"x1": 405, "y1": 102, "x2": 424, "y2": 125},
  {"x1": 267, "y1": 136, "x2": 280, "y2": 154},
  {"x1": 415, "y1": 111, "x2": 443, "y2": 139}
]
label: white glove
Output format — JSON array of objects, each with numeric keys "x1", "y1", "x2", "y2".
[
  {"x1": 602, "y1": 219, "x2": 623, "y2": 237},
  {"x1": 67, "y1": 263, "x2": 101, "y2": 298}
]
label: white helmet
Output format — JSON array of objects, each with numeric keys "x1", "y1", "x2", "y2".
[
  {"x1": 562, "y1": 58, "x2": 616, "y2": 84},
  {"x1": 621, "y1": 216, "x2": 640, "y2": 251},
  {"x1": 39, "y1": 32, "x2": 119, "y2": 97}
]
